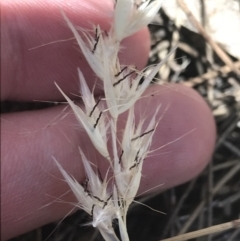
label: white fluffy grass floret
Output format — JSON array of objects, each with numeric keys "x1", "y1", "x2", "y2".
[{"x1": 54, "y1": 1, "x2": 168, "y2": 241}]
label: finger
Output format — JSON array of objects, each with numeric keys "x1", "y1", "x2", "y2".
[
  {"x1": 1, "y1": 85, "x2": 216, "y2": 240},
  {"x1": 1, "y1": 0, "x2": 150, "y2": 101}
]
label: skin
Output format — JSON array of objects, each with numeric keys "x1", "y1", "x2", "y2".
[{"x1": 1, "y1": 0, "x2": 216, "y2": 240}]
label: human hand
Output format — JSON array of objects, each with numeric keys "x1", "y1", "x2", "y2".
[{"x1": 1, "y1": 0, "x2": 216, "y2": 240}]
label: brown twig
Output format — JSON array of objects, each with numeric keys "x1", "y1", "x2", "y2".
[{"x1": 176, "y1": 0, "x2": 240, "y2": 76}]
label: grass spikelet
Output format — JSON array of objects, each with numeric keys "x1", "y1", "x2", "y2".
[{"x1": 54, "y1": 1, "x2": 171, "y2": 240}]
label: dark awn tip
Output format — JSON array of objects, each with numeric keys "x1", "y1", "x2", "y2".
[
  {"x1": 107, "y1": 194, "x2": 113, "y2": 202},
  {"x1": 134, "y1": 150, "x2": 140, "y2": 162},
  {"x1": 103, "y1": 195, "x2": 113, "y2": 209},
  {"x1": 115, "y1": 66, "x2": 128, "y2": 77},
  {"x1": 92, "y1": 35, "x2": 100, "y2": 54},
  {"x1": 91, "y1": 204, "x2": 95, "y2": 217},
  {"x1": 129, "y1": 163, "x2": 137, "y2": 170},
  {"x1": 113, "y1": 71, "x2": 135, "y2": 87},
  {"x1": 94, "y1": 28, "x2": 98, "y2": 41},
  {"x1": 131, "y1": 128, "x2": 155, "y2": 141},
  {"x1": 93, "y1": 111, "x2": 103, "y2": 128},
  {"x1": 129, "y1": 150, "x2": 140, "y2": 170},
  {"x1": 89, "y1": 98, "x2": 101, "y2": 117},
  {"x1": 134, "y1": 150, "x2": 140, "y2": 166},
  {"x1": 92, "y1": 195, "x2": 104, "y2": 203},
  {"x1": 119, "y1": 150, "x2": 124, "y2": 164}
]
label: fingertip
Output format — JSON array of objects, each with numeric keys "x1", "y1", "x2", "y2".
[
  {"x1": 1, "y1": 84, "x2": 216, "y2": 239},
  {"x1": 2, "y1": 0, "x2": 150, "y2": 101},
  {"x1": 137, "y1": 84, "x2": 216, "y2": 191},
  {"x1": 120, "y1": 27, "x2": 150, "y2": 69}
]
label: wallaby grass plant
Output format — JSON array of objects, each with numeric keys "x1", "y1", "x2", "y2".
[{"x1": 54, "y1": 1, "x2": 169, "y2": 240}]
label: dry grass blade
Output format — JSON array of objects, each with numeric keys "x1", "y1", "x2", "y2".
[
  {"x1": 162, "y1": 179, "x2": 197, "y2": 238},
  {"x1": 216, "y1": 116, "x2": 240, "y2": 149},
  {"x1": 223, "y1": 140, "x2": 240, "y2": 158},
  {"x1": 228, "y1": 227, "x2": 240, "y2": 241},
  {"x1": 178, "y1": 162, "x2": 240, "y2": 234},
  {"x1": 160, "y1": 219, "x2": 240, "y2": 241},
  {"x1": 182, "y1": 61, "x2": 240, "y2": 87},
  {"x1": 176, "y1": 0, "x2": 240, "y2": 76}
]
